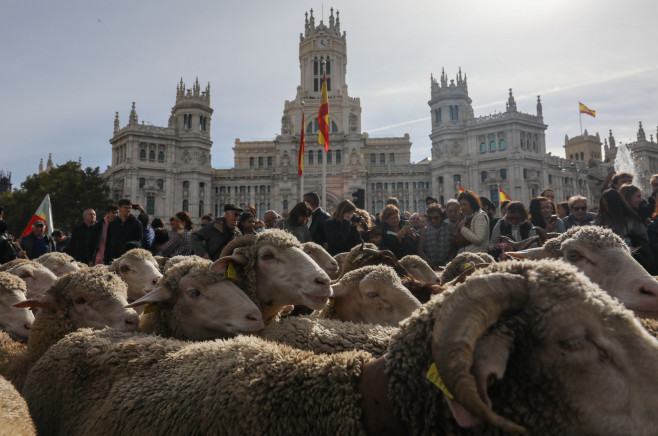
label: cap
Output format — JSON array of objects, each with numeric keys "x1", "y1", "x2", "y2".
[
  {"x1": 34, "y1": 220, "x2": 45, "y2": 227},
  {"x1": 224, "y1": 204, "x2": 243, "y2": 213}
]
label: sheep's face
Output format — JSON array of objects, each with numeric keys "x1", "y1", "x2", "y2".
[
  {"x1": 399, "y1": 256, "x2": 440, "y2": 284},
  {"x1": 0, "y1": 278, "x2": 34, "y2": 342},
  {"x1": 8, "y1": 263, "x2": 57, "y2": 299},
  {"x1": 302, "y1": 243, "x2": 339, "y2": 276},
  {"x1": 559, "y1": 238, "x2": 658, "y2": 319},
  {"x1": 332, "y1": 266, "x2": 420, "y2": 326},
  {"x1": 38, "y1": 253, "x2": 80, "y2": 277},
  {"x1": 110, "y1": 253, "x2": 163, "y2": 303},
  {"x1": 255, "y1": 244, "x2": 331, "y2": 310}
]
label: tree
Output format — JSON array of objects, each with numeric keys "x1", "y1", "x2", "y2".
[{"x1": 0, "y1": 162, "x2": 112, "y2": 235}]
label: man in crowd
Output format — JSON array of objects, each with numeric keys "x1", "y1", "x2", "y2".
[
  {"x1": 303, "y1": 192, "x2": 330, "y2": 246},
  {"x1": 69, "y1": 208, "x2": 96, "y2": 264},
  {"x1": 18, "y1": 220, "x2": 55, "y2": 259},
  {"x1": 51, "y1": 230, "x2": 70, "y2": 253},
  {"x1": 89, "y1": 205, "x2": 119, "y2": 265},
  {"x1": 445, "y1": 199, "x2": 462, "y2": 231},
  {"x1": 263, "y1": 210, "x2": 278, "y2": 229},
  {"x1": 191, "y1": 204, "x2": 242, "y2": 261},
  {"x1": 103, "y1": 199, "x2": 143, "y2": 264}
]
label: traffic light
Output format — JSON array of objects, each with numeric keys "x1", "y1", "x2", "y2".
[{"x1": 352, "y1": 188, "x2": 365, "y2": 209}]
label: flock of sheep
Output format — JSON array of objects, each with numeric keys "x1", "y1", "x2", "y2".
[{"x1": 1, "y1": 226, "x2": 657, "y2": 435}]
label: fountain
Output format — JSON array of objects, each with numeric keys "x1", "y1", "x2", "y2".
[{"x1": 614, "y1": 142, "x2": 638, "y2": 176}]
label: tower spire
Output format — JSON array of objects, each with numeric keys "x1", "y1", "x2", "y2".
[
  {"x1": 638, "y1": 121, "x2": 646, "y2": 141},
  {"x1": 506, "y1": 89, "x2": 517, "y2": 112}
]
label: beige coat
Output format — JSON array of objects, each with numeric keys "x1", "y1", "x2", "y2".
[{"x1": 457, "y1": 209, "x2": 490, "y2": 254}]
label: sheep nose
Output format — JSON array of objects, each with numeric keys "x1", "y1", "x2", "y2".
[
  {"x1": 638, "y1": 286, "x2": 657, "y2": 297},
  {"x1": 246, "y1": 311, "x2": 263, "y2": 323},
  {"x1": 24, "y1": 323, "x2": 31, "y2": 330},
  {"x1": 314, "y1": 275, "x2": 331, "y2": 288},
  {"x1": 152, "y1": 277, "x2": 160, "y2": 285},
  {"x1": 125, "y1": 314, "x2": 140, "y2": 328}
]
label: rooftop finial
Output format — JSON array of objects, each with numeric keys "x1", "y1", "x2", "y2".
[
  {"x1": 507, "y1": 89, "x2": 517, "y2": 112},
  {"x1": 638, "y1": 121, "x2": 646, "y2": 141},
  {"x1": 537, "y1": 95, "x2": 543, "y2": 117}
]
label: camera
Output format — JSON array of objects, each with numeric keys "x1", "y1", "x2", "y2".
[
  {"x1": 351, "y1": 213, "x2": 361, "y2": 223},
  {"x1": 132, "y1": 204, "x2": 139, "y2": 210}
]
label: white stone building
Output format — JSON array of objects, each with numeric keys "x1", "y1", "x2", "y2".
[{"x1": 105, "y1": 8, "x2": 631, "y2": 223}]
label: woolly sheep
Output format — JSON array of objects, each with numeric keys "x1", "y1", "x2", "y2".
[
  {"x1": 33, "y1": 252, "x2": 81, "y2": 277},
  {"x1": 125, "y1": 259, "x2": 263, "y2": 340},
  {"x1": 301, "y1": 242, "x2": 339, "y2": 277},
  {"x1": 1, "y1": 267, "x2": 139, "y2": 390},
  {"x1": 1, "y1": 261, "x2": 57, "y2": 299},
  {"x1": 107, "y1": 248, "x2": 163, "y2": 308},
  {"x1": 508, "y1": 225, "x2": 658, "y2": 319},
  {"x1": 330, "y1": 252, "x2": 348, "y2": 280},
  {"x1": 439, "y1": 252, "x2": 494, "y2": 284},
  {"x1": 23, "y1": 260, "x2": 658, "y2": 435},
  {"x1": 399, "y1": 254, "x2": 440, "y2": 284},
  {"x1": 315, "y1": 265, "x2": 420, "y2": 326},
  {"x1": 161, "y1": 254, "x2": 205, "y2": 272},
  {"x1": 0, "y1": 272, "x2": 33, "y2": 342},
  {"x1": 0, "y1": 375, "x2": 35, "y2": 436},
  {"x1": 212, "y1": 230, "x2": 332, "y2": 324}
]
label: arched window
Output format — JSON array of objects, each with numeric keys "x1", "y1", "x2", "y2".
[
  {"x1": 370, "y1": 154, "x2": 376, "y2": 165},
  {"x1": 139, "y1": 178, "x2": 145, "y2": 188},
  {"x1": 260, "y1": 185, "x2": 266, "y2": 192},
  {"x1": 149, "y1": 150, "x2": 155, "y2": 160},
  {"x1": 481, "y1": 171, "x2": 488, "y2": 182},
  {"x1": 397, "y1": 182, "x2": 403, "y2": 189},
  {"x1": 331, "y1": 121, "x2": 339, "y2": 133},
  {"x1": 335, "y1": 150, "x2": 341, "y2": 164},
  {"x1": 480, "y1": 142, "x2": 486, "y2": 153},
  {"x1": 435, "y1": 108, "x2": 441, "y2": 123},
  {"x1": 380, "y1": 153, "x2": 385, "y2": 165},
  {"x1": 308, "y1": 150, "x2": 313, "y2": 164},
  {"x1": 158, "y1": 151, "x2": 165, "y2": 161},
  {"x1": 376, "y1": 200, "x2": 383, "y2": 212},
  {"x1": 146, "y1": 196, "x2": 155, "y2": 215},
  {"x1": 249, "y1": 157, "x2": 254, "y2": 168},
  {"x1": 157, "y1": 179, "x2": 163, "y2": 190},
  {"x1": 389, "y1": 153, "x2": 395, "y2": 164},
  {"x1": 376, "y1": 183, "x2": 382, "y2": 190},
  {"x1": 140, "y1": 149, "x2": 146, "y2": 160},
  {"x1": 220, "y1": 186, "x2": 226, "y2": 193},
  {"x1": 183, "y1": 181, "x2": 189, "y2": 189},
  {"x1": 418, "y1": 182, "x2": 424, "y2": 189},
  {"x1": 240, "y1": 186, "x2": 246, "y2": 193},
  {"x1": 283, "y1": 200, "x2": 289, "y2": 211},
  {"x1": 317, "y1": 150, "x2": 322, "y2": 164},
  {"x1": 267, "y1": 157, "x2": 272, "y2": 168},
  {"x1": 580, "y1": 151, "x2": 584, "y2": 160},
  {"x1": 327, "y1": 151, "x2": 332, "y2": 164},
  {"x1": 258, "y1": 157, "x2": 263, "y2": 168},
  {"x1": 490, "y1": 141, "x2": 496, "y2": 151},
  {"x1": 182, "y1": 200, "x2": 189, "y2": 212},
  {"x1": 199, "y1": 182, "x2": 205, "y2": 189},
  {"x1": 501, "y1": 169, "x2": 507, "y2": 180},
  {"x1": 499, "y1": 139, "x2": 506, "y2": 150},
  {"x1": 198, "y1": 201, "x2": 204, "y2": 218}
]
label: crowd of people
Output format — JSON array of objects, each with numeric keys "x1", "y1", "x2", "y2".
[{"x1": 2, "y1": 171, "x2": 658, "y2": 275}]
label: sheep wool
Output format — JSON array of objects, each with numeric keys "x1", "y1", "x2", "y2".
[
  {"x1": 24, "y1": 329, "x2": 370, "y2": 436},
  {"x1": 0, "y1": 375, "x2": 35, "y2": 436}
]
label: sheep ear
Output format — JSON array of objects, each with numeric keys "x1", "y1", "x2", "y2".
[
  {"x1": 331, "y1": 282, "x2": 348, "y2": 298},
  {"x1": 125, "y1": 286, "x2": 174, "y2": 308},
  {"x1": 210, "y1": 254, "x2": 247, "y2": 273},
  {"x1": 506, "y1": 247, "x2": 550, "y2": 260},
  {"x1": 13, "y1": 293, "x2": 56, "y2": 310}
]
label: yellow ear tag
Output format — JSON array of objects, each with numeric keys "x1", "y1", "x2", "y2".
[
  {"x1": 426, "y1": 363, "x2": 454, "y2": 399},
  {"x1": 143, "y1": 302, "x2": 158, "y2": 314},
  {"x1": 327, "y1": 297, "x2": 335, "y2": 308},
  {"x1": 225, "y1": 262, "x2": 238, "y2": 280},
  {"x1": 461, "y1": 263, "x2": 472, "y2": 271}
]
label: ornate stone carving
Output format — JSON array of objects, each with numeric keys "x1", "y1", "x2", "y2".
[
  {"x1": 182, "y1": 150, "x2": 192, "y2": 163},
  {"x1": 349, "y1": 113, "x2": 358, "y2": 132}
]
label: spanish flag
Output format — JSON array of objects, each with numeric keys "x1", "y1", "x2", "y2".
[
  {"x1": 298, "y1": 113, "x2": 305, "y2": 176},
  {"x1": 579, "y1": 102, "x2": 596, "y2": 118},
  {"x1": 499, "y1": 188, "x2": 512, "y2": 205},
  {"x1": 458, "y1": 186, "x2": 465, "y2": 194},
  {"x1": 318, "y1": 72, "x2": 329, "y2": 152}
]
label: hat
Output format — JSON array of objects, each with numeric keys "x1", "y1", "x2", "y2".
[
  {"x1": 34, "y1": 220, "x2": 45, "y2": 227},
  {"x1": 224, "y1": 204, "x2": 243, "y2": 213}
]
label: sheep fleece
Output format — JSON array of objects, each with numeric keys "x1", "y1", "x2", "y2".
[{"x1": 23, "y1": 329, "x2": 370, "y2": 436}]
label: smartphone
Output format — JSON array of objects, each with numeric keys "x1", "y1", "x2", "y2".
[{"x1": 132, "y1": 204, "x2": 139, "y2": 210}]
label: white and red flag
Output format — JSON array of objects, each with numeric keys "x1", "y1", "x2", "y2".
[{"x1": 20, "y1": 194, "x2": 54, "y2": 237}]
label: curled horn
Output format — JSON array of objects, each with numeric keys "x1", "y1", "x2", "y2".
[
  {"x1": 431, "y1": 273, "x2": 528, "y2": 434},
  {"x1": 361, "y1": 247, "x2": 383, "y2": 257},
  {"x1": 219, "y1": 234, "x2": 258, "y2": 258},
  {"x1": 445, "y1": 263, "x2": 489, "y2": 286},
  {"x1": 499, "y1": 235, "x2": 539, "y2": 251}
]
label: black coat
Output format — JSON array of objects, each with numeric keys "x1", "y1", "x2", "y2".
[
  {"x1": 103, "y1": 215, "x2": 143, "y2": 264},
  {"x1": 308, "y1": 207, "x2": 331, "y2": 245},
  {"x1": 69, "y1": 223, "x2": 94, "y2": 264}
]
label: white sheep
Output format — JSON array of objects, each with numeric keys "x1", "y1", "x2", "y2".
[
  {"x1": 107, "y1": 248, "x2": 163, "y2": 308},
  {"x1": 508, "y1": 225, "x2": 658, "y2": 319},
  {"x1": 0, "y1": 375, "x2": 35, "y2": 436},
  {"x1": 125, "y1": 259, "x2": 263, "y2": 340},
  {"x1": 0, "y1": 267, "x2": 139, "y2": 391},
  {"x1": 23, "y1": 260, "x2": 658, "y2": 435},
  {"x1": 160, "y1": 254, "x2": 206, "y2": 272},
  {"x1": 0, "y1": 272, "x2": 33, "y2": 342},
  {"x1": 212, "y1": 230, "x2": 332, "y2": 324},
  {"x1": 33, "y1": 252, "x2": 81, "y2": 277},
  {"x1": 0, "y1": 260, "x2": 57, "y2": 299},
  {"x1": 301, "y1": 241, "x2": 339, "y2": 277},
  {"x1": 315, "y1": 264, "x2": 420, "y2": 326},
  {"x1": 399, "y1": 254, "x2": 441, "y2": 284}
]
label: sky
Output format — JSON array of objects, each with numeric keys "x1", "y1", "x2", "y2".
[{"x1": 2, "y1": 0, "x2": 658, "y2": 189}]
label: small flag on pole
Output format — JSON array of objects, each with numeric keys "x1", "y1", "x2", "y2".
[
  {"x1": 21, "y1": 194, "x2": 54, "y2": 237},
  {"x1": 298, "y1": 113, "x2": 305, "y2": 176},
  {"x1": 458, "y1": 186, "x2": 465, "y2": 194},
  {"x1": 579, "y1": 102, "x2": 596, "y2": 118},
  {"x1": 499, "y1": 188, "x2": 512, "y2": 206},
  {"x1": 318, "y1": 72, "x2": 329, "y2": 152}
]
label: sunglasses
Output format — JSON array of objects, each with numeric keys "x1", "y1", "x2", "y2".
[{"x1": 572, "y1": 206, "x2": 587, "y2": 212}]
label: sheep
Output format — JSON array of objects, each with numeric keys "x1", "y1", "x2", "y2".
[
  {"x1": 508, "y1": 225, "x2": 658, "y2": 319},
  {"x1": 0, "y1": 267, "x2": 139, "y2": 391},
  {"x1": 23, "y1": 260, "x2": 658, "y2": 435},
  {"x1": 330, "y1": 251, "x2": 348, "y2": 279},
  {"x1": 0, "y1": 375, "x2": 36, "y2": 436},
  {"x1": 125, "y1": 259, "x2": 264, "y2": 341},
  {"x1": 212, "y1": 230, "x2": 332, "y2": 324},
  {"x1": 301, "y1": 242, "x2": 339, "y2": 277},
  {"x1": 107, "y1": 248, "x2": 163, "y2": 308},
  {"x1": 399, "y1": 254, "x2": 441, "y2": 284},
  {"x1": 0, "y1": 272, "x2": 33, "y2": 342},
  {"x1": 2, "y1": 260, "x2": 57, "y2": 299},
  {"x1": 439, "y1": 251, "x2": 494, "y2": 284},
  {"x1": 33, "y1": 252, "x2": 81, "y2": 277},
  {"x1": 161, "y1": 254, "x2": 206, "y2": 272},
  {"x1": 315, "y1": 265, "x2": 421, "y2": 326}
]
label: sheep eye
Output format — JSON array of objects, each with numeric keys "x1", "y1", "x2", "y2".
[
  {"x1": 74, "y1": 297, "x2": 87, "y2": 305},
  {"x1": 260, "y1": 252, "x2": 275, "y2": 261},
  {"x1": 19, "y1": 273, "x2": 31, "y2": 279},
  {"x1": 187, "y1": 288, "x2": 201, "y2": 298},
  {"x1": 487, "y1": 374, "x2": 496, "y2": 388},
  {"x1": 119, "y1": 265, "x2": 130, "y2": 273},
  {"x1": 366, "y1": 291, "x2": 378, "y2": 298},
  {"x1": 564, "y1": 249, "x2": 581, "y2": 262}
]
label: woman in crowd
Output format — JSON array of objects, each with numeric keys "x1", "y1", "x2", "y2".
[
  {"x1": 489, "y1": 201, "x2": 537, "y2": 260},
  {"x1": 454, "y1": 190, "x2": 490, "y2": 254},
  {"x1": 540, "y1": 188, "x2": 557, "y2": 214},
  {"x1": 157, "y1": 211, "x2": 194, "y2": 257},
  {"x1": 354, "y1": 208, "x2": 374, "y2": 242},
  {"x1": 323, "y1": 199, "x2": 363, "y2": 255},
  {"x1": 238, "y1": 212, "x2": 257, "y2": 235},
  {"x1": 150, "y1": 218, "x2": 168, "y2": 255},
  {"x1": 380, "y1": 204, "x2": 418, "y2": 258},
  {"x1": 276, "y1": 201, "x2": 312, "y2": 243},
  {"x1": 619, "y1": 184, "x2": 648, "y2": 224},
  {"x1": 529, "y1": 196, "x2": 566, "y2": 233},
  {"x1": 556, "y1": 201, "x2": 570, "y2": 220},
  {"x1": 563, "y1": 196, "x2": 596, "y2": 230},
  {"x1": 418, "y1": 204, "x2": 453, "y2": 268}
]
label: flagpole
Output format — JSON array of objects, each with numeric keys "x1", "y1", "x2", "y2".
[
  {"x1": 579, "y1": 104, "x2": 583, "y2": 135},
  {"x1": 300, "y1": 101, "x2": 305, "y2": 201},
  {"x1": 321, "y1": 59, "x2": 327, "y2": 211}
]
